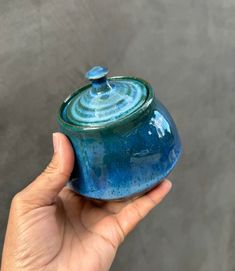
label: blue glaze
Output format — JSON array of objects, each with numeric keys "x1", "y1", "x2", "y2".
[
  {"x1": 59, "y1": 103, "x2": 182, "y2": 200},
  {"x1": 85, "y1": 66, "x2": 109, "y2": 80},
  {"x1": 58, "y1": 67, "x2": 182, "y2": 200},
  {"x1": 65, "y1": 67, "x2": 147, "y2": 127}
]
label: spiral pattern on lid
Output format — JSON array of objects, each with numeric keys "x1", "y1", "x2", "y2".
[{"x1": 65, "y1": 78, "x2": 147, "y2": 127}]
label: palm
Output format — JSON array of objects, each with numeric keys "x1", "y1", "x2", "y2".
[
  {"x1": 20, "y1": 188, "x2": 142, "y2": 271},
  {"x1": 48, "y1": 188, "x2": 127, "y2": 271}
]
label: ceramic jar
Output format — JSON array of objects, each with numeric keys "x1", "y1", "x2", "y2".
[{"x1": 58, "y1": 66, "x2": 182, "y2": 200}]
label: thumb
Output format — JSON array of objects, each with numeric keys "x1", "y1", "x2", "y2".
[{"x1": 18, "y1": 132, "x2": 74, "y2": 209}]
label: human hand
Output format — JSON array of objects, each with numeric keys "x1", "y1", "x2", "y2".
[{"x1": 1, "y1": 132, "x2": 172, "y2": 271}]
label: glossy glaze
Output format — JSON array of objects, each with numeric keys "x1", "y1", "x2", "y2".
[
  {"x1": 59, "y1": 97, "x2": 182, "y2": 200},
  {"x1": 58, "y1": 67, "x2": 182, "y2": 200},
  {"x1": 65, "y1": 67, "x2": 147, "y2": 127}
]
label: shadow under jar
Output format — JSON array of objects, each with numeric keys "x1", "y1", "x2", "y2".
[{"x1": 57, "y1": 66, "x2": 182, "y2": 201}]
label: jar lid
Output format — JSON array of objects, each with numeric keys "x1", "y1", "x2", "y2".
[{"x1": 62, "y1": 66, "x2": 149, "y2": 128}]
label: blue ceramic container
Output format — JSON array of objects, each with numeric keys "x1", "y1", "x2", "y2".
[{"x1": 58, "y1": 66, "x2": 182, "y2": 200}]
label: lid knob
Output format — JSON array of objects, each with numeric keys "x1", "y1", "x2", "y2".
[{"x1": 85, "y1": 66, "x2": 111, "y2": 95}]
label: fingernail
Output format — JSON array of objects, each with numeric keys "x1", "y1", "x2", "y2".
[
  {"x1": 164, "y1": 179, "x2": 172, "y2": 190},
  {"x1": 52, "y1": 133, "x2": 59, "y2": 154}
]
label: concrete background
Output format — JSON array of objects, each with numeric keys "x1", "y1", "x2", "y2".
[{"x1": 0, "y1": 0, "x2": 235, "y2": 270}]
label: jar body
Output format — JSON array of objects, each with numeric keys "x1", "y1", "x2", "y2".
[{"x1": 59, "y1": 98, "x2": 182, "y2": 200}]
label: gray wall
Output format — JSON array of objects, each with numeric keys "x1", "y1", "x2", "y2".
[{"x1": 1, "y1": 0, "x2": 235, "y2": 270}]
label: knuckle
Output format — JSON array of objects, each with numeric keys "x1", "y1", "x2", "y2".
[
  {"x1": 111, "y1": 215, "x2": 125, "y2": 245},
  {"x1": 11, "y1": 191, "x2": 36, "y2": 215},
  {"x1": 12, "y1": 192, "x2": 23, "y2": 204},
  {"x1": 11, "y1": 192, "x2": 28, "y2": 211},
  {"x1": 146, "y1": 194, "x2": 159, "y2": 206},
  {"x1": 130, "y1": 203, "x2": 144, "y2": 219},
  {"x1": 44, "y1": 158, "x2": 59, "y2": 175}
]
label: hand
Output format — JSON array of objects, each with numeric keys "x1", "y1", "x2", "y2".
[{"x1": 1, "y1": 133, "x2": 172, "y2": 271}]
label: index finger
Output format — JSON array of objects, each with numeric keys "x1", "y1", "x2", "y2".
[{"x1": 115, "y1": 179, "x2": 172, "y2": 236}]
